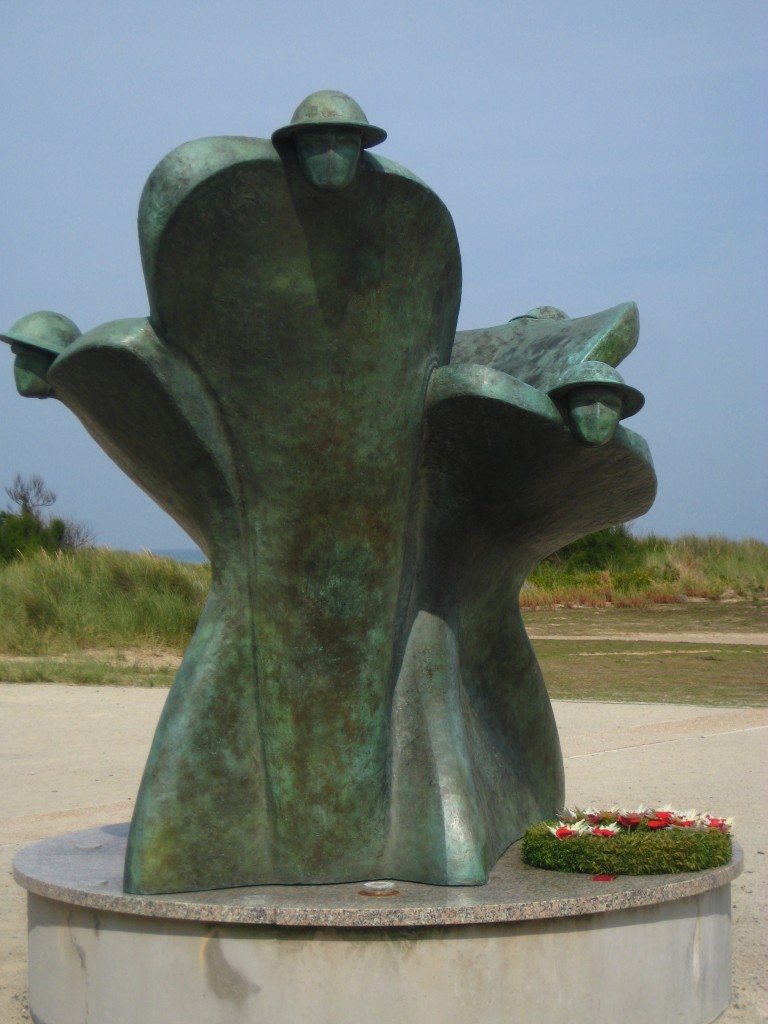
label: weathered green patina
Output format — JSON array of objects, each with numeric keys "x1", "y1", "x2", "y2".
[{"x1": 1, "y1": 91, "x2": 655, "y2": 893}]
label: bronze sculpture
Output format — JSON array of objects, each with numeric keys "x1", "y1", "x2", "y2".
[{"x1": 1, "y1": 91, "x2": 655, "y2": 892}]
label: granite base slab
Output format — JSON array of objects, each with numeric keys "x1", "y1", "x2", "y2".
[{"x1": 15, "y1": 824, "x2": 742, "y2": 1024}]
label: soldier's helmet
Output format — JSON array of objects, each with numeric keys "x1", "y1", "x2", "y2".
[
  {"x1": 548, "y1": 361, "x2": 644, "y2": 419},
  {"x1": 0, "y1": 311, "x2": 81, "y2": 357},
  {"x1": 272, "y1": 90, "x2": 387, "y2": 149}
]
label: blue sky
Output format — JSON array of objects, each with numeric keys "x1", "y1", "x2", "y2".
[{"x1": 1, "y1": 1, "x2": 766, "y2": 549}]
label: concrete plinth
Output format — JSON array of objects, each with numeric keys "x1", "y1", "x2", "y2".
[{"x1": 15, "y1": 824, "x2": 741, "y2": 1024}]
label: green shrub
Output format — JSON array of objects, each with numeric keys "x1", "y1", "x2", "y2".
[
  {"x1": 550, "y1": 524, "x2": 646, "y2": 572},
  {"x1": 0, "y1": 474, "x2": 93, "y2": 563},
  {"x1": 0, "y1": 510, "x2": 67, "y2": 562}
]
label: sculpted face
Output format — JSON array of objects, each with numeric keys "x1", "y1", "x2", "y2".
[
  {"x1": 565, "y1": 386, "x2": 624, "y2": 446},
  {"x1": 12, "y1": 345, "x2": 55, "y2": 398},
  {"x1": 294, "y1": 129, "x2": 363, "y2": 191}
]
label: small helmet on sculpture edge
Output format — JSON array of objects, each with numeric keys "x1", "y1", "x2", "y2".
[
  {"x1": 272, "y1": 90, "x2": 387, "y2": 149},
  {"x1": 0, "y1": 311, "x2": 81, "y2": 357},
  {"x1": 548, "y1": 361, "x2": 645, "y2": 418},
  {"x1": 509, "y1": 306, "x2": 570, "y2": 322}
]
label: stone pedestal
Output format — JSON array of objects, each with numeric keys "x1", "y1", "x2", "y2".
[{"x1": 14, "y1": 824, "x2": 741, "y2": 1024}]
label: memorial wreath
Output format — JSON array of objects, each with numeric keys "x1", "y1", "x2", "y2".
[{"x1": 521, "y1": 805, "x2": 733, "y2": 875}]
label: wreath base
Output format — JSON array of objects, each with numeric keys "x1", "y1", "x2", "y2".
[{"x1": 521, "y1": 821, "x2": 732, "y2": 875}]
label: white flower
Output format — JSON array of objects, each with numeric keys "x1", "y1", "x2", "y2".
[{"x1": 589, "y1": 822, "x2": 621, "y2": 836}]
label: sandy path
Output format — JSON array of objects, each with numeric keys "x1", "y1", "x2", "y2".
[
  {"x1": 1, "y1": 685, "x2": 766, "y2": 1023},
  {"x1": 526, "y1": 631, "x2": 768, "y2": 645}
]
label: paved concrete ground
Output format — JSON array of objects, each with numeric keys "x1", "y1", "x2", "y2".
[{"x1": 1, "y1": 684, "x2": 766, "y2": 1023}]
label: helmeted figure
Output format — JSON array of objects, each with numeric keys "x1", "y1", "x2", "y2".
[
  {"x1": 271, "y1": 90, "x2": 387, "y2": 192},
  {"x1": 1, "y1": 92, "x2": 655, "y2": 893}
]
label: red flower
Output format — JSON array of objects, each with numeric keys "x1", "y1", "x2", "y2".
[
  {"x1": 592, "y1": 828, "x2": 617, "y2": 838},
  {"x1": 647, "y1": 819, "x2": 669, "y2": 830},
  {"x1": 618, "y1": 815, "x2": 642, "y2": 829},
  {"x1": 555, "y1": 827, "x2": 578, "y2": 839}
]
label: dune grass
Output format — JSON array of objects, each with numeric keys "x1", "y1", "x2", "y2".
[
  {"x1": 0, "y1": 547, "x2": 208, "y2": 655},
  {"x1": 523, "y1": 532, "x2": 768, "y2": 608}
]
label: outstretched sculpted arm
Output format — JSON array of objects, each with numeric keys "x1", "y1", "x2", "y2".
[
  {"x1": 423, "y1": 361, "x2": 655, "y2": 569},
  {"x1": 46, "y1": 317, "x2": 241, "y2": 559},
  {"x1": 450, "y1": 302, "x2": 646, "y2": 449},
  {"x1": 451, "y1": 301, "x2": 640, "y2": 389}
]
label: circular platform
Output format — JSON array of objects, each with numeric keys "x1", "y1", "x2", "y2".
[{"x1": 15, "y1": 824, "x2": 742, "y2": 1024}]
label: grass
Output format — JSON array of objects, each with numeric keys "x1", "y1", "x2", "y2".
[
  {"x1": 0, "y1": 654, "x2": 178, "y2": 688},
  {"x1": 529, "y1": 639, "x2": 766, "y2": 707},
  {"x1": 523, "y1": 601, "x2": 767, "y2": 706},
  {"x1": 0, "y1": 547, "x2": 209, "y2": 655},
  {"x1": 521, "y1": 600, "x2": 768, "y2": 635},
  {"x1": 524, "y1": 532, "x2": 768, "y2": 607}
]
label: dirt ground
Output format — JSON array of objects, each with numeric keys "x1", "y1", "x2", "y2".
[{"x1": 2, "y1": 661, "x2": 767, "y2": 1021}]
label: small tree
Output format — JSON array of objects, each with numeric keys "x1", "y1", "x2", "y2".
[
  {"x1": 0, "y1": 474, "x2": 93, "y2": 563},
  {"x1": 5, "y1": 473, "x2": 56, "y2": 518}
]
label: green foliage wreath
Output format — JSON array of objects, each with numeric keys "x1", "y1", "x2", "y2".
[{"x1": 521, "y1": 807, "x2": 733, "y2": 875}]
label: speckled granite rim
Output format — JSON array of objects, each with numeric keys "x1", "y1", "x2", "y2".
[{"x1": 13, "y1": 823, "x2": 743, "y2": 928}]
